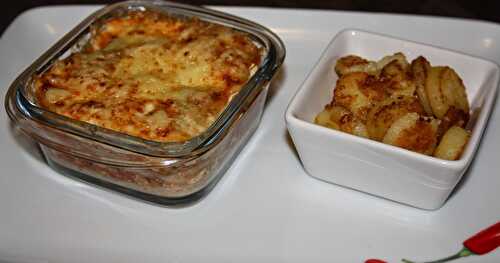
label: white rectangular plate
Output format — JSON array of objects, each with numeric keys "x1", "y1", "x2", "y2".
[{"x1": 1, "y1": 6, "x2": 499, "y2": 263}]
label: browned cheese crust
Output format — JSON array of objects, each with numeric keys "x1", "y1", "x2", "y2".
[{"x1": 34, "y1": 11, "x2": 261, "y2": 142}]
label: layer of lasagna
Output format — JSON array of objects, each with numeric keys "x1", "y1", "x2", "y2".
[{"x1": 34, "y1": 11, "x2": 261, "y2": 142}]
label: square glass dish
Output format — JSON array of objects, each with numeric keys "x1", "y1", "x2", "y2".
[
  {"x1": 5, "y1": 0, "x2": 285, "y2": 205},
  {"x1": 285, "y1": 29, "x2": 499, "y2": 210}
]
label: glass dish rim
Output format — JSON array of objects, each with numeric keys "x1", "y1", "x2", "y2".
[{"x1": 6, "y1": 0, "x2": 286, "y2": 158}]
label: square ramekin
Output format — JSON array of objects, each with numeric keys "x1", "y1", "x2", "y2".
[
  {"x1": 5, "y1": 0, "x2": 285, "y2": 205},
  {"x1": 285, "y1": 29, "x2": 499, "y2": 210}
]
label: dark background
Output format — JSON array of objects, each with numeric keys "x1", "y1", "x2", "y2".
[{"x1": 2, "y1": 0, "x2": 500, "y2": 35}]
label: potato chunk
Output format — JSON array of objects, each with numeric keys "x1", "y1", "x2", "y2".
[
  {"x1": 335, "y1": 55, "x2": 376, "y2": 76},
  {"x1": 376, "y1": 52, "x2": 409, "y2": 71},
  {"x1": 367, "y1": 96, "x2": 424, "y2": 141},
  {"x1": 433, "y1": 126, "x2": 470, "y2": 160},
  {"x1": 335, "y1": 52, "x2": 409, "y2": 78},
  {"x1": 380, "y1": 60, "x2": 416, "y2": 98},
  {"x1": 333, "y1": 72, "x2": 386, "y2": 121},
  {"x1": 383, "y1": 112, "x2": 440, "y2": 155},
  {"x1": 315, "y1": 104, "x2": 369, "y2": 138},
  {"x1": 410, "y1": 56, "x2": 433, "y2": 115},
  {"x1": 425, "y1": 66, "x2": 469, "y2": 119}
]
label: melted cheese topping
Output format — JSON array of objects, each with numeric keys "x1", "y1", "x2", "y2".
[{"x1": 34, "y1": 11, "x2": 261, "y2": 142}]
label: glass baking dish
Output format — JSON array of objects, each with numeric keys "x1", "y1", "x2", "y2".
[{"x1": 5, "y1": 0, "x2": 285, "y2": 205}]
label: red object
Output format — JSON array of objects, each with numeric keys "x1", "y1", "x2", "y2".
[
  {"x1": 463, "y1": 221, "x2": 500, "y2": 255},
  {"x1": 365, "y1": 259, "x2": 387, "y2": 263}
]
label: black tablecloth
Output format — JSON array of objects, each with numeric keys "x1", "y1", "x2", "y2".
[{"x1": 2, "y1": 0, "x2": 500, "y2": 35}]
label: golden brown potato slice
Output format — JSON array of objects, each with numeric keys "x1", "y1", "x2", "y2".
[
  {"x1": 315, "y1": 106, "x2": 340, "y2": 130},
  {"x1": 433, "y1": 126, "x2": 470, "y2": 160},
  {"x1": 333, "y1": 72, "x2": 387, "y2": 122},
  {"x1": 425, "y1": 66, "x2": 470, "y2": 119},
  {"x1": 410, "y1": 56, "x2": 433, "y2": 115},
  {"x1": 380, "y1": 60, "x2": 416, "y2": 98},
  {"x1": 335, "y1": 55, "x2": 377, "y2": 76},
  {"x1": 367, "y1": 96, "x2": 424, "y2": 141},
  {"x1": 335, "y1": 52, "x2": 409, "y2": 77},
  {"x1": 314, "y1": 104, "x2": 369, "y2": 138},
  {"x1": 382, "y1": 112, "x2": 440, "y2": 155},
  {"x1": 441, "y1": 67, "x2": 470, "y2": 113},
  {"x1": 376, "y1": 52, "x2": 409, "y2": 72}
]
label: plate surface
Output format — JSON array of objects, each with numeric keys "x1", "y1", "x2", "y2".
[{"x1": 1, "y1": 6, "x2": 499, "y2": 263}]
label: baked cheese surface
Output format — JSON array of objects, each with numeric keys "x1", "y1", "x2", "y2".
[{"x1": 35, "y1": 11, "x2": 261, "y2": 142}]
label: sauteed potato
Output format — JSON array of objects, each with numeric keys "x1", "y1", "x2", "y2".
[
  {"x1": 315, "y1": 53, "x2": 471, "y2": 160},
  {"x1": 434, "y1": 126, "x2": 471, "y2": 160}
]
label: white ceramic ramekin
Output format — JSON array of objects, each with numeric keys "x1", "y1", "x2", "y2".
[{"x1": 285, "y1": 29, "x2": 499, "y2": 210}]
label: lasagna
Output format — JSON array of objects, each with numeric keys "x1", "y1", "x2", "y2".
[{"x1": 34, "y1": 11, "x2": 261, "y2": 142}]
